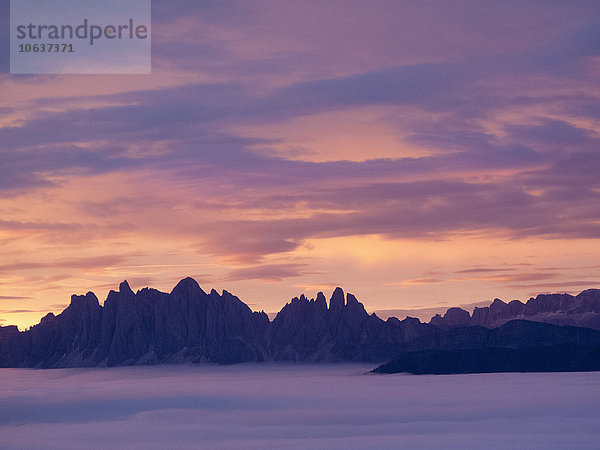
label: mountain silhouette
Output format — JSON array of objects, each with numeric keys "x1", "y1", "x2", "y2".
[
  {"x1": 1, "y1": 278, "x2": 599, "y2": 372},
  {"x1": 429, "y1": 289, "x2": 600, "y2": 330},
  {"x1": 0, "y1": 278, "x2": 432, "y2": 367}
]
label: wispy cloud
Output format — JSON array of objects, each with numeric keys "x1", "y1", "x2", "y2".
[
  {"x1": 0, "y1": 255, "x2": 132, "y2": 275},
  {"x1": 389, "y1": 278, "x2": 446, "y2": 286},
  {"x1": 225, "y1": 264, "x2": 308, "y2": 282}
]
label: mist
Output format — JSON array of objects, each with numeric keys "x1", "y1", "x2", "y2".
[{"x1": 1, "y1": 364, "x2": 599, "y2": 449}]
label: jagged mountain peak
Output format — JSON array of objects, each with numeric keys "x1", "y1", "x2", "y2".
[
  {"x1": 119, "y1": 280, "x2": 133, "y2": 294},
  {"x1": 329, "y1": 287, "x2": 345, "y2": 311},
  {"x1": 346, "y1": 293, "x2": 359, "y2": 307},
  {"x1": 69, "y1": 291, "x2": 100, "y2": 308},
  {"x1": 2, "y1": 279, "x2": 600, "y2": 369},
  {"x1": 280, "y1": 287, "x2": 366, "y2": 314},
  {"x1": 171, "y1": 276, "x2": 205, "y2": 297},
  {"x1": 40, "y1": 312, "x2": 56, "y2": 323},
  {"x1": 430, "y1": 289, "x2": 600, "y2": 330}
]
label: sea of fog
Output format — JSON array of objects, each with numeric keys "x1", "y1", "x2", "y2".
[{"x1": 1, "y1": 364, "x2": 599, "y2": 449}]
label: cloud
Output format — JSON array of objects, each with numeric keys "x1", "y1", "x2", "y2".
[
  {"x1": 0, "y1": 219, "x2": 83, "y2": 232},
  {"x1": 506, "y1": 281, "x2": 600, "y2": 290},
  {"x1": 262, "y1": 63, "x2": 472, "y2": 115},
  {"x1": 0, "y1": 255, "x2": 131, "y2": 275},
  {"x1": 452, "y1": 272, "x2": 559, "y2": 283},
  {"x1": 390, "y1": 278, "x2": 446, "y2": 286},
  {"x1": 0, "y1": 366, "x2": 598, "y2": 448},
  {"x1": 187, "y1": 172, "x2": 598, "y2": 261},
  {"x1": 454, "y1": 268, "x2": 517, "y2": 274},
  {"x1": 225, "y1": 264, "x2": 307, "y2": 282},
  {"x1": 292, "y1": 282, "x2": 340, "y2": 291},
  {"x1": 507, "y1": 119, "x2": 596, "y2": 146}
]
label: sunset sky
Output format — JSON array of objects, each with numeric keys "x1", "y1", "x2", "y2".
[{"x1": 1, "y1": 0, "x2": 600, "y2": 329}]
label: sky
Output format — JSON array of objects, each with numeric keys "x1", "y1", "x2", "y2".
[
  {"x1": 1, "y1": 0, "x2": 600, "y2": 329},
  {"x1": 1, "y1": 365, "x2": 599, "y2": 448}
]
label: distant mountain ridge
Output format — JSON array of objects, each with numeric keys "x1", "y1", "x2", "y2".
[
  {"x1": 1, "y1": 278, "x2": 599, "y2": 371},
  {"x1": 430, "y1": 289, "x2": 600, "y2": 330}
]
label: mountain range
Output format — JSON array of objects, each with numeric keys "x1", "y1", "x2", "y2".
[
  {"x1": 1, "y1": 277, "x2": 599, "y2": 373},
  {"x1": 430, "y1": 289, "x2": 600, "y2": 330}
]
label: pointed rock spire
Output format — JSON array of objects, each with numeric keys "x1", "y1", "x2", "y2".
[
  {"x1": 85, "y1": 292, "x2": 100, "y2": 306},
  {"x1": 315, "y1": 292, "x2": 327, "y2": 312},
  {"x1": 329, "y1": 287, "x2": 345, "y2": 313},
  {"x1": 119, "y1": 280, "x2": 133, "y2": 294},
  {"x1": 346, "y1": 293, "x2": 359, "y2": 307}
]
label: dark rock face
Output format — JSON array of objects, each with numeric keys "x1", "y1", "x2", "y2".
[
  {"x1": 402, "y1": 320, "x2": 600, "y2": 352},
  {"x1": 0, "y1": 325, "x2": 19, "y2": 339},
  {"x1": 373, "y1": 319, "x2": 600, "y2": 374},
  {"x1": 0, "y1": 280, "x2": 434, "y2": 367},
  {"x1": 0, "y1": 278, "x2": 269, "y2": 368},
  {"x1": 2, "y1": 281, "x2": 600, "y2": 370},
  {"x1": 266, "y1": 288, "x2": 433, "y2": 362},
  {"x1": 429, "y1": 289, "x2": 600, "y2": 330}
]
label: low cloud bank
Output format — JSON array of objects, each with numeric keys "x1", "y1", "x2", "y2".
[{"x1": 1, "y1": 364, "x2": 599, "y2": 448}]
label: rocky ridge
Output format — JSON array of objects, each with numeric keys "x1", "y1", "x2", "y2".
[
  {"x1": 430, "y1": 289, "x2": 600, "y2": 330},
  {"x1": 0, "y1": 278, "x2": 432, "y2": 367},
  {"x1": 1, "y1": 279, "x2": 599, "y2": 370}
]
